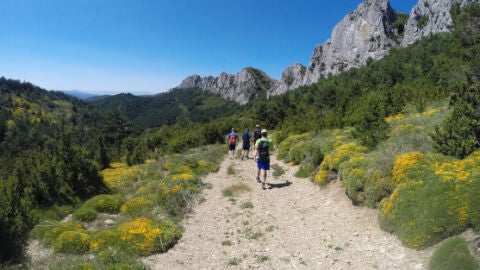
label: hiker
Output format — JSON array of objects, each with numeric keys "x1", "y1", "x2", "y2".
[
  {"x1": 252, "y1": 124, "x2": 262, "y2": 145},
  {"x1": 254, "y1": 129, "x2": 274, "y2": 189},
  {"x1": 226, "y1": 128, "x2": 239, "y2": 160},
  {"x1": 241, "y1": 128, "x2": 252, "y2": 160}
]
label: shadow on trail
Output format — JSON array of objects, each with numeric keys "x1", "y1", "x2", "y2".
[{"x1": 266, "y1": 180, "x2": 292, "y2": 189}]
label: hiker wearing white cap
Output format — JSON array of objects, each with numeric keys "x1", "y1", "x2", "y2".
[{"x1": 254, "y1": 129, "x2": 273, "y2": 189}]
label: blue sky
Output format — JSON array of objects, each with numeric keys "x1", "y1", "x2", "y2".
[{"x1": 1, "y1": 0, "x2": 418, "y2": 95}]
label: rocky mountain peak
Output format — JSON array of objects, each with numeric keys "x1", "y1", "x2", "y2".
[
  {"x1": 302, "y1": 0, "x2": 397, "y2": 86},
  {"x1": 177, "y1": 67, "x2": 275, "y2": 105},
  {"x1": 178, "y1": 0, "x2": 480, "y2": 103},
  {"x1": 402, "y1": 0, "x2": 479, "y2": 46}
]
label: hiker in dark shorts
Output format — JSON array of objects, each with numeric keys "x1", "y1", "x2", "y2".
[
  {"x1": 252, "y1": 124, "x2": 262, "y2": 145},
  {"x1": 254, "y1": 129, "x2": 273, "y2": 189},
  {"x1": 226, "y1": 128, "x2": 239, "y2": 160},
  {"x1": 241, "y1": 128, "x2": 252, "y2": 160}
]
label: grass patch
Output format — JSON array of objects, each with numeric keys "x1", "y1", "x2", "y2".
[
  {"x1": 227, "y1": 164, "x2": 236, "y2": 175},
  {"x1": 271, "y1": 163, "x2": 285, "y2": 178},
  {"x1": 429, "y1": 236, "x2": 479, "y2": 270},
  {"x1": 222, "y1": 240, "x2": 233, "y2": 246},
  {"x1": 222, "y1": 183, "x2": 251, "y2": 198},
  {"x1": 240, "y1": 201, "x2": 254, "y2": 209},
  {"x1": 243, "y1": 227, "x2": 263, "y2": 240},
  {"x1": 256, "y1": 255, "x2": 270, "y2": 263},
  {"x1": 266, "y1": 225, "x2": 276, "y2": 232},
  {"x1": 228, "y1": 257, "x2": 242, "y2": 265}
]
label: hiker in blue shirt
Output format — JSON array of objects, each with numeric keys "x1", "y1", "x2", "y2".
[
  {"x1": 241, "y1": 128, "x2": 252, "y2": 160},
  {"x1": 254, "y1": 129, "x2": 274, "y2": 189},
  {"x1": 226, "y1": 128, "x2": 239, "y2": 160}
]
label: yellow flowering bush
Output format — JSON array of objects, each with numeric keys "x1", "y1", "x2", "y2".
[
  {"x1": 315, "y1": 169, "x2": 329, "y2": 186},
  {"x1": 385, "y1": 113, "x2": 404, "y2": 123},
  {"x1": 169, "y1": 165, "x2": 193, "y2": 175},
  {"x1": 31, "y1": 221, "x2": 86, "y2": 246},
  {"x1": 379, "y1": 151, "x2": 480, "y2": 249},
  {"x1": 118, "y1": 217, "x2": 181, "y2": 255},
  {"x1": 392, "y1": 152, "x2": 424, "y2": 183},
  {"x1": 89, "y1": 229, "x2": 121, "y2": 251},
  {"x1": 277, "y1": 132, "x2": 311, "y2": 161},
  {"x1": 171, "y1": 173, "x2": 195, "y2": 181},
  {"x1": 73, "y1": 194, "x2": 124, "y2": 221},
  {"x1": 53, "y1": 231, "x2": 91, "y2": 254},
  {"x1": 134, "y1": 181, "x2": 167, "y2": 198},
  {"x1": 101, "y1": 162, "x2": 139, "y2": 191},
  {"x1": 289, "y1": 141, "x2": 306, "y2": 165},
  {"x1": 322, "y1": 143, "x2": 368, "y2": 170},
  {"x1": 194, "y1": 159, "x2": 220, "y2": 174},
  {"x1": 120, "y1": 197, "x2": 154, "y2": 215}
]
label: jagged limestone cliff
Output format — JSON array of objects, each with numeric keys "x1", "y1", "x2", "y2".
[
  {"x1": 402, "y1": 0, "x2": 479, "y2": 46},
  {"x1": 178, "y1": 0, "x2": 480, "y2": 103},
  {"x1": 177, "y1": 67, "x2": 275, "y2": 105}
]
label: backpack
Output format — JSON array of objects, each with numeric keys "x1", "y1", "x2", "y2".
[
  {"x1": 258, "y1": 139, "x2": 269, "y2": 160},
  {"x1": 228, "y1": 133, "x2": 237, "y2": 144},
  {"x1": 242, "y1": 133, "x2": 251, "y2": 145},
  {"x1": 253, "y1": 129, "x2": 261, "y2": 142}
]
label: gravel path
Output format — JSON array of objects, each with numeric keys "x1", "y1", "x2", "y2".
[{"x1": 143, "y1": 154, "x2": 436, "y2": 270}]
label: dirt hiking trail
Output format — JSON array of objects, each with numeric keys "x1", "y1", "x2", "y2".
[{"x1": 142, "y1": 153, "x2": 454, "y2": 270}]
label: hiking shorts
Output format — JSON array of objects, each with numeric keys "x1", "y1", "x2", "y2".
[
  {"x1": 229, "y1": 143, "x2": 236, "y2": 150},
  {"x1": 242, "y1": 143, "x2": 250, "y2": 150},
  {"x1": 257, "y1": 158, "x2": 270, "y2": 170}
]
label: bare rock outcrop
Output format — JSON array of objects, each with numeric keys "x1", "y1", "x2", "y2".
[
  {"x1": 177, "y1": 0, "x2": 480, "y2": 103},
  {"x1": 178, "y1": 68, "x2": 275, "y2": 105},
  {"x1": 302, "y1": 0, "x2": 398, "y2": 86},
  {"x1": 401, "y1": 0, "x2": 480, "y2": 46}
]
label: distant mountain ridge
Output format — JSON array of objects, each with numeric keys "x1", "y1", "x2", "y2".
[
  {"x1": 62, "y1": 90, "x2": 99, "y2": 100},
  {"x1": 177, "y1": 0, "x2": 480, "y2": 102}
]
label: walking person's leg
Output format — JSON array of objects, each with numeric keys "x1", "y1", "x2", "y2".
[{"x1": 263, "y1": 159, "x2": 270, "y2": 187}]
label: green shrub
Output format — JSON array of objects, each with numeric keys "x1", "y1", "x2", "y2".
[
  {"x1": 31, "y1": 221, "x2": 86, "y2": 246},
  {"x1": 73, "y1": 206, "x2": 97, "y2": 221},
  {"x1": 429, "y1": 236, "x2": 479, "y2": 270},
  {"x1": 432, "y1": 83, "x2": 480, "y2": 159},
  {"x1": 90, "y1": 194, "x2": 125, "y2": 214},
  {"x1": 379, "y1": 151, "x2": 480, "y2": 249},
  {"x1": 118, "y1": 218, "x2": 181, "y2": 255},
  {"x1": 277, "y1": 133, "x2": 311, "y2": 162},
  {"x1": 53, "y1": 231, "x2": 90, "y2": 254},
  {"x1": 73, "y1": 194, "x2": 124, "y2": 221},
  {"x1": 289, "y1": 141, "x2": 306, "y2": 165},
  {"x1": 120, "y1": 197, "x2": 153, "y2": 216}
]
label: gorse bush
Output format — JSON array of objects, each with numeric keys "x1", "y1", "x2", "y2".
[
  {"x1": 337, "y1": 103, "x2": 449, "y2": 206},
  {"x1": 53, "y1": 231, "x2": 90, "y2": 254},
  {"x1": 101, "y1": 162, "x2": 140, "y2": 192},
  {"x1": 429, "y1": 236, "x2": 479, "y2": 270},
  {"x1": 120, "y1": 197, "x2": 154, "y2": 216},
  {"x1": 379, "y1": 150, "x2": 480, "y2": 249},
  {"x1": 29, "y1": 145, "x2": 224, "y2": 269},
  {"x1": 73, "y1": 194, "x2": 125, "y2": 221},
  {"x1": 118, "y1": 217, "x2": 181, "y2": 255},
  {"x1": 31, "y1": 220, "x2": 86, "y2": 247},
  {"x1": 277, "y1": 131, "x2": 329, "y2": 181}
]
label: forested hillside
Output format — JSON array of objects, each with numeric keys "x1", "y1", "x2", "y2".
[
  {"x1": 91, "y1": 88, "x2": 242, "y2": 129},
  {"x1": 0, "y1": 78, "x2": 135, "y2": 262}
]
